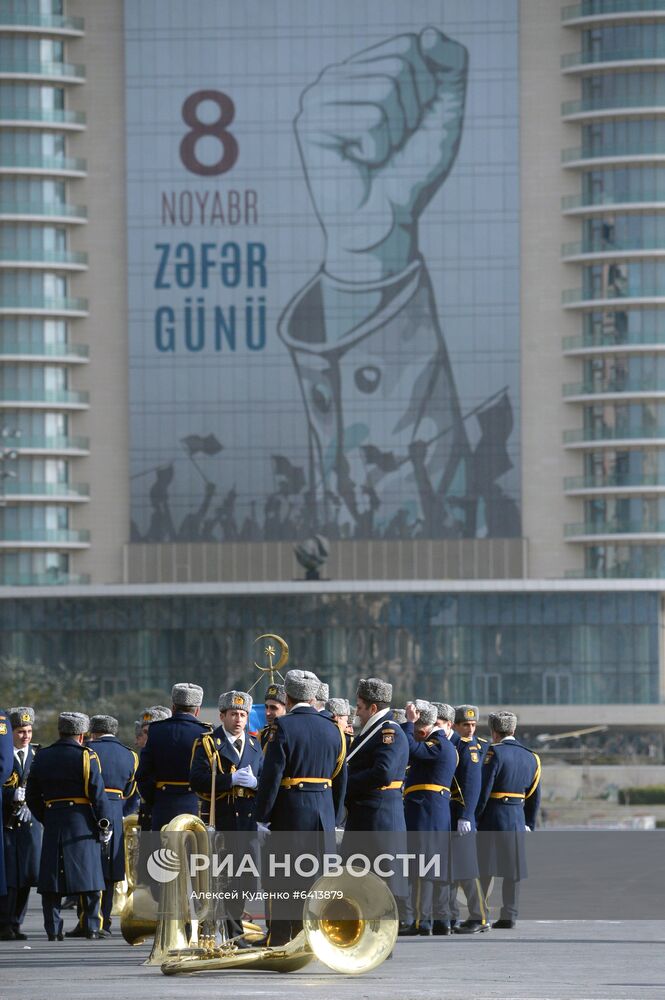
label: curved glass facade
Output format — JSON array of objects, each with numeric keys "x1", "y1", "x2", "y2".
[
  {"x1": 0, "y1": 1, "x2": 87, "y2": 585},
  {"x1": 563, "y1": 7, "x2": 665, "y2": 574}
]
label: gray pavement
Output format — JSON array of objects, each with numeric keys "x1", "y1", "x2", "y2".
[{"x1": 2, "y1": 901, "x2": 664, "y2": 1000}]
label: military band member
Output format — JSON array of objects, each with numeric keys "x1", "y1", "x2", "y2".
[
  {"x1": 344, "y1": 678, "x2": 409, "y2": 919},
  {"x1": 0, "y1": 708, "x2": 14, "y2": 904},
  {"x1": 325, "y1": 698, "x2": 354, "y2": 750},
  {"x1": 0, "y1": 708, "x2": 41, "y2": 941},
  {"x1": 80, "y1": 715, "x2": 138, "y2": 937},
  {"x1": 131, "y1": 706, "x2": 171, "y2": 825},
  {"x1": 190, "y1": 690, "x2": 263, "y2": 944},
  {"x1": 476, "y1": 711, "x2": 542, "y2": 928},
  {"x1": 137, "y1": 684, "x2": 211, "y2": 831},
  {"x1": 399, "y1": 700, "x2": 458, "y2": 936},
  {"x1": 260, "y1": 685, "x2": 287, "y2": 749},
  {"x1": 448, "y1": 704, "x2": 488, "y2": 935},
  {"x1": 255, "y1": 669, "x2": 347, "y2": 946},
  {"x1": 25, "y1": 712, "x2": 111, "y2": 940}
]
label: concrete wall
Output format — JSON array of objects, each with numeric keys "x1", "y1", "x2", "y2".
[{"x1": 544, "y1": 765, "x2": 665, "y2": 802}]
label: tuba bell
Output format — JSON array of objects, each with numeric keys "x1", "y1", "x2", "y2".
[{"x1": 160, "y1": 870, "x2": 398, "y2": 976}]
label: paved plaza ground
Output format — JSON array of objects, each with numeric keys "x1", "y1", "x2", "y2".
[{"x1": 1, "y1": 902, "x2": 664, "y2": 1000}]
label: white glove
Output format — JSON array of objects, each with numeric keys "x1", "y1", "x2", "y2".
[
  {"x1": 16, "y1": 804, "x2": 31, "y2": 823},
  {"x1": 13, "y1": 787, "x2": 25, "y2": 802},
  {"x1": 99, "y1": 828, "x2": 112, "y2": 845},
  {"x1": 525, "y1": 825, "x2": 531, "y2": 833},
  {"x1": 256, "y1": 822, "x2": 270, "y2": 843},
  {"x1": 232, "y1": 766, "x2": 257, "y2": 789},
  {"x1": 457, "y1": 819, "x2": 472, "y2": 835}
]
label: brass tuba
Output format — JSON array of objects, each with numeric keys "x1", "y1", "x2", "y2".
[{"x1": 160, "y1": 870, "x2": 398, "y2": 976}]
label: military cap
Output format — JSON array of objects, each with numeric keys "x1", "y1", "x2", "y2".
[
  {"x1": 9, "y1": 706, "x2": 34, "y2": 728},
  {"x1": 218, "y1": 690, "x2": 252, "y2": 713},
  {"x1": 489, "y1": 710, "x2": 518, "y2": 735},
  {"x1": 391, "y1": 708, "x2": 407, "y2": 724},
  {"x1": 141, "y1": 705, "x2": 172, "y2": 723},
  {"x1": 326, "y1": 698, "x2": 350, "y2": 717},
  {"x1": 264, "y1": 683, "x2": 286, "y2": 706},
  {"x1": 455, "y1": 704, "x2": 479, "y2": 724},
  {"x1": 432, "y1": 702, "x2": 455, "y2": 723},
  {"x1": 284, "y1": 669, "x2": 320, "y2": 702},
  {"x1": 171, "y1": 683, "x2": 204, "y2": 708},
  {"x1": 357, "y1": 677, "x2": 392, "y2": 704},
  {"x1": 90, "y1": 714, "x2": 118, "y2": 736},
  {"x1": 413, "y1": 700, "x2": 437, "y2": 726},
  {"x1": 316, "y1": 681, "x2": 329, "y2": 702},
  {"x1": 58, "y1": 712, "x2": 90, "y2": 736}
]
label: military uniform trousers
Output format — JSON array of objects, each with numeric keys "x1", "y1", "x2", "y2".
[
  {"x1": 42, "y1": 890, "x2": 102, "y2": 938},
  {"x1": 0, "y1": 815, "x2": 41, "y2": 933}
]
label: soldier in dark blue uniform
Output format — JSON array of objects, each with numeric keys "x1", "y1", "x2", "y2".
[
  {"x1": 343, "y1": 678, "x2": 409, "y2": 919},
  {"x1": 476, "y1": 711, "x2": 542, "y2": 928},
  {"x1": 0, "y1": 707, "x2": 14, "y2": 905},
  {"x1": 259, "y1": 684, "x2": 287, "y2": 749},
  {"x1": 137, "y1": 684, "x2": 211, "y2": 831},
  {"x1": 73, "y1": 715, "x2": 138, "y2": 937},
  {"x1": 0, "y1": 707, "x2": 42, "y2": 940},
  {"x1": 25, "y1": 712, "x2": 112, "y2": 940},
  {"x1": 191, "y1": 689, "x2": 263, "y2": 944},
  {"x1": 255, "y1": 669, "x2": 347, "y2": 946},
  {"x1": 398, "y1": 700, "x2": 458, "y2": 936},
  {"x1": 448, "y1": 704, "x2": 489, "y2": 935}
]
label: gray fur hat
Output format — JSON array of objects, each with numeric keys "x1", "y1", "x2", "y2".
[
  {"x1": 391, "y1": 708, "x2": 407, "y2": 724},
  {"x1": 433, "y1": 702, "x2": 455, "y2": 724},
  {"x1": 357, "y1": 677, "x2": 392, "y2": 705},
  {"x1": 90, "y1": 714, "x2": 118, "y2": 736},
  {"x1": 284, "y1": 669, "x2": 320, "y2": 702},
  {"x1": 265, "y1": 683, "x2": 286, "y2": 706},
  {"x1": 9, "y1": 706, "x2": 34, "y2": 728},
  {"x1": 413, "y1": 700, "x2": 437, "y2": 726},
  {"x1": 326, "y1": 698, "x2": 350, "y2": 717},
  {"x1": 455, "y1": 704, "x2": 479, "y2": 724},
  {"x1": 489, "y1": 710, "x2": 518, "y2": 734},
  {"x1": 171, "y1": 683, "x2": 203, "y2": 708},
  {"x1": 316, "y1": 681, "x2": 329, "y2": 702},
  {"x1": 58, "y1": 712, "x2": 90, "y2": 736},
  {"x1": 218, "y1": 690, "x2": 252, "y2": 713},
  {"x1": 141, "y1": 705, "x2": 172, "y2": 723}
]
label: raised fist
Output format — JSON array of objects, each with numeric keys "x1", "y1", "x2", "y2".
[{"x1": 296, "y1": 27, "x2": 468, "y2": 282}]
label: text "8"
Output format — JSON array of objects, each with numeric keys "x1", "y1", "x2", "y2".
[{"x1": 179, "y1": 90, "x2": 238, "y2": 176}]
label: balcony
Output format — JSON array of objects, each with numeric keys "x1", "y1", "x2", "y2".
[
  {"x1": 562, "y1": 45, "x2": 665, "y2": 72},
  {"x1": 0, "y1": 60, "x2": 85, "y2": 84},
  {"x1": 0, "y1": 152, "x2": 86, "y2": 177},
  {"x1": 565, "y1": 519, "x2": 665, "y2": 537},
  {"x1": 561, "y1": 237, "x2": 665, "y2": 261},
  {"x1": 562, "y1": 191, "x2": 665, "y2": 213},
  {"x1": 563, "y1": 2, "x2": 665, "y2": 23},
  {"x1": 562, "y1": 140, "x2": 665, "y2": 166},
  {"x1": 0, "y1": 572, "x2": 90, "y2": 586},
  {"x1": 0, "y1": 201, "x2": 87, "y2": 223},
  {"x1": 0, "y1": 528, "x2": 90, "y2": 546},
  {"x1": 14, "y1": 435, "x2": 89, "y2": 454},
  {"x1": 564, "y1": 472, "x2": 665, "y2": 490},
  {"x1": 0, "y1": 388, "x2": 89, "y2": 408},
  {"x1": 0, "y1": 341, "x2": 89, "y2": 361},
  {"x1": 563, "y1": 375, "x2": 665, "y2": 396},
  {"x1": 562, "y1": 287, "x2": 665, "y2": 307},
  {"x1": 0, "y1": 13, "x2": 84, "y2": 36},
  {"x1": 0, "y1": 107, "x2": 86, "y2": 129},
  {"x1": 565, "y1": 564, "x2": 662, "y2": 578},
  {"x1": 0, "y1": 248, "x2": 87, "y2": 270},
  {"x1": 0, "y1": 482, "x2": 89, "y2": 501},
  {"x1": 563, "y1": 331, "x2": 665, "y2": 352},
  {"x1": 0, "y1": 295, "x2": 88, "y2": 317},
  {"x1": 564, "y1": 425, "x2": 665, "y2": 443},
  {"x1": 562, "y1": 95, "x2": 665, "y2": 118}
]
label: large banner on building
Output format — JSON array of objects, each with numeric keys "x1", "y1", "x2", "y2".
[{"x1": 125, "y1": 0, "x2": 520, "y2": 544}]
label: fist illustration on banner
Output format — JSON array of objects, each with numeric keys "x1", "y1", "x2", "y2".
[{"x1": 295, "y1": 27, "x2": 468, "y2": 281}]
